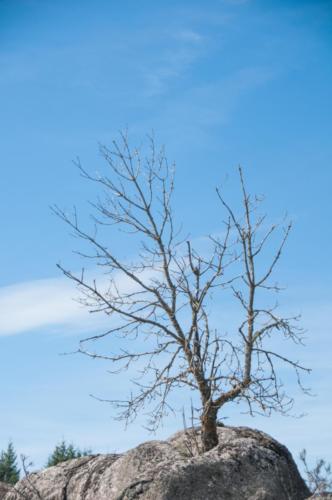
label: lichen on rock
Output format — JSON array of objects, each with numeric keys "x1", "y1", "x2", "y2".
[{"x1": 3, "y1": 426, "x2": 311, "y2": 500}]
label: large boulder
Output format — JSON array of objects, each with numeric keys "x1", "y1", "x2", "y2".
[
  {"x1": 308, "y1": 495, "x2": 332, "y2": 499},
  {"x1": 0, "y1": 483, "x2": 11, "y2": 499},
  {"x1": 4, "y1": 426, "x2": 311, "y2": 500}
]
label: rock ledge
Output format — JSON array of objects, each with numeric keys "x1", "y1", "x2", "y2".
[{"x1": 3, "y1": 426, "x2": 311, "y2": 500}]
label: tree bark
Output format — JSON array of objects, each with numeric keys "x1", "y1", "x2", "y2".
[{"x1": 200, "y1": 406, "x2": 218, "y2": 452}]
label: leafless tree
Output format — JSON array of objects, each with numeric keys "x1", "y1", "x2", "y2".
[
  {"x1": 54, "y1": 133, "x2": 310, "y2": 452},
  {"x1": 300, "y1": 449, "x2": 332, "y2": 497},
  {"x1": 5, "y1": 455, "x2": 44, "y2": 500}
]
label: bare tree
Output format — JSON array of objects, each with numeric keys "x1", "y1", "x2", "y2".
[
  {"x1": 300, "y1": 449, "x2": 332, "y2": 497},
  {"x1": 4, "y1": 455, "x2": 44, "y2": 500},
  {"x1": 54, "y1": 133, "x2": 310, "y2": 452}
]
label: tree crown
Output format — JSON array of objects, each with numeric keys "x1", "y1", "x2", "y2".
[
  {"x1": 46, "y1": 440, "x2": 91, "y2": 467},
  {"x1": 54, "y1": 133, "x2": 310, "y2": 450},
  {"x1": 0, "y1": 441, "x2": 20, "y2": 485}
]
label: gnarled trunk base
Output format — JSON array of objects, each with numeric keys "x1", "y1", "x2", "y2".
[{"x1": 201, "y1": 408, "x2": 218, "y2": 451}]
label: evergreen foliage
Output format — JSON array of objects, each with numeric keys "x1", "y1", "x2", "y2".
[
  {"x1": 0, "y1": 441, "x2": 20, "y2": 484},
  {"x1": 46, "y1": 440, "x2": 91, "y2": 467}
]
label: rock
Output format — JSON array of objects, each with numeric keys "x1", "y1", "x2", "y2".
[
  {"x1": 4, "y1": 426, "x2": 311, "y2": 500},
  {"x1": 3, "y1": 454, "x2": 119, "y2": 500},
  {"x1": 308, "y1": 495, "x2": 332, "y2": 499},
  {"x1": 0, "y1": 482, "x2": 11, "y2": 499}
]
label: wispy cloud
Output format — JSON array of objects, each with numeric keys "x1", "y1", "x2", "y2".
[
  {"x1": 140, "y1": 64, "x2": 277, "y2": 149},
  {"x1": 222, "y1": 0, "x2": 251, "y2": 5},
  {"x1": 0, "y1": 267, "x2": 158, "y2": 337},
  {"x1": 0, "y1": 277, "x2": 91, "y2": 336},
  {"x1": 143, "y1": 28, "x2": 206, "y2": 97},
  {"x1": 0, "y1": 270, "x2": 144, "y2": 337},
  {"x1": 173, "y1": 29, "x2": 204, "y2": 43}
]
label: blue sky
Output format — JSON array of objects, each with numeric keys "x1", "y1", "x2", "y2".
[{"x1": 0, "y1": 0, "x2": 331, "y2": 472}]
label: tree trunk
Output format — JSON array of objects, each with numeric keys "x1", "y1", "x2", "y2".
[{"x1": 200, "y1": 407, "x2": 218, "y2": 452}]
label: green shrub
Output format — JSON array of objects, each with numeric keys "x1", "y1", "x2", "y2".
[{"x1": 46, "y1": 440, "x2": 91, "y2": 467}]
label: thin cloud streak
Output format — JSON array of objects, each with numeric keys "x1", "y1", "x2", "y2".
[
  {"x1": 0, "y1": 267, "x2": 159, "y2": 337},
  {"x1": 143, "y1": 29, "x2": 206, "y2": 97},
  {"x1": 0, "y1": 277, "x2": 90, "y2": 336}
]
